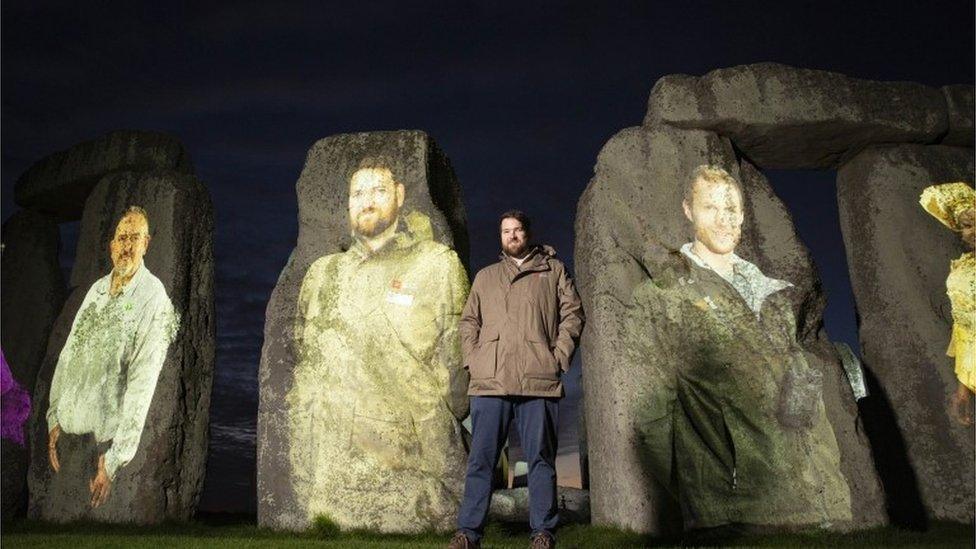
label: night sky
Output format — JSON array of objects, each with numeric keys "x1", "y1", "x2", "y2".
[{"x1": 2, "y1": 1, "x2": 972, "y2": 515}]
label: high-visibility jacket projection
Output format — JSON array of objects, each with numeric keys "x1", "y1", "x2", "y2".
[{"x1": 286, "y1": 162, "x2": 469, "y2": 531}]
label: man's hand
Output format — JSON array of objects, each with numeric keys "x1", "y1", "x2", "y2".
[
  {"x1": 949, "y1": 383, "x2": 974, "y2": 427},
  {"x1": 89, "y1": 454, "x2": 112, "y2": 508},
  {"x1": 48, "y1": 424, "x2": 61, "y2": 472}
]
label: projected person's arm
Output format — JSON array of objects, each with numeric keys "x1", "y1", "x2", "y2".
[
  {"x1": 458, "y1": 271, "x2": 483, "y2": 368},
  {"x1": 46, "y1": 284, "x2": 99, "y2": 472},
  {"x1": 440, "y1": 251, "x2": 470, "y2": 419}
]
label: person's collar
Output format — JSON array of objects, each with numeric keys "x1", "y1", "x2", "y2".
[
  {"x1": 350, "y1": 218, "x2": 410, "y2": 258},
  {"x1": 680, "y1": 242, "x2": 740, "y2": 275},
  {"x1": 506, "y1": 252, "x2": 530, "y2": 266},
  {"x1": 681, "y1": 242, "x2": 793, "y2": 302},
  {"x1": 98, "y1": 262, "x2": 148, "y2": 297}
]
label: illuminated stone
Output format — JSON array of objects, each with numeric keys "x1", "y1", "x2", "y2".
[
  {"x1": 838, "y1": 144, "x2": 975, "y2": 523},
  {"x1": 14, "y1": 130, "x2": 193, "y2": 221},
  {"x1": 258, "y1": 130, "x2": 470, "y2": 532},
  {"x1": 575, "y1": 122, "x2": 883, "y2": 533},
  {"x1": 26, "y1": 170, "x2": 214, "y2": 524}
]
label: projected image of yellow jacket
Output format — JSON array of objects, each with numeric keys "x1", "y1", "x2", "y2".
[{"x1": 286, "y1": 215, "x2": 469, "y2": 532}]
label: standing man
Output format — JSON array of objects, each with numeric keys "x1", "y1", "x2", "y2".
[
  {"x1": 450, "y1": 210, "x2": 584, "y2": 549},
  {"x1": 47, "y1": 206, "x2": 178, "y2": 509}
]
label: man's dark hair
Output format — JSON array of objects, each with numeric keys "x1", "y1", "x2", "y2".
[{"x1": 499, "y1": 209, "x2": 531, "y2": 235}]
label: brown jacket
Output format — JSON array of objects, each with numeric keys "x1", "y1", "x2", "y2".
[{"x1": 460, "y1": 245, "x2": 584, "y2": 397}]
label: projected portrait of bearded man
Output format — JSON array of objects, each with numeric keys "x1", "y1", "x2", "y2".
[
  {"x1": 286, "y1": 157, "x2": 469, "y2": 532},
  {"x1": 46, "y1": 206, "x2": 178, "y2": 508}
]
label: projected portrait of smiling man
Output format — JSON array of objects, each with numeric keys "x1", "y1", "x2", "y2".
[
  {"x1": 46, "y1": 206, "x2": 178, "y2": 509},
  {"x1": 286, "y1": 157, "x2": 470, "y2": 532},
  {"x1": 626, "y1": 165, "x2": 853, "y2": 531}
]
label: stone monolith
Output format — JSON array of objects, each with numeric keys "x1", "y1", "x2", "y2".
[
  {"x1": 27, "y1": 170, "x2": 214, "y2": 523},
  {"x1": 645, "y1": 63, "x2": 947, "y2": 169},
  {"x1": 14, "y1": 131, "x2": 194, "y2": 221},
  {"x1": 257, "y1": 130, "x2": 470, "y2": 532},
  {"x1": 837, "y1": 144, "x2": 975, "y2": 523},
  {"x1": 1, "y1": 209, "x2": 67, "y2": 518},
  {"x1": 576, "y1": 122, "x2": 884, "y2": 533}
]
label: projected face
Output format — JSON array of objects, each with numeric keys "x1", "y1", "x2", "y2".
[
  {"x1": 110, "y1": 212, "x2": 150, "y2": 279},
  {"x1": 683, "y1": 178, "x2": 744, "y2": 256},
  {"x1": 500, "y1": 217, "x2": 528, "y2": 258},
  {"x1": 348, "y1": 167, "x2": 405, "y2": 238}
]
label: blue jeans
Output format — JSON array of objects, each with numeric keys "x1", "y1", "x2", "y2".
[{"x1": 457, "y1": 396, "x2": 559, "y2": 542}]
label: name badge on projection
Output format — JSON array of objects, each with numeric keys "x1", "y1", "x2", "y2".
[{"x1": 386, "y1": 291, "x2": 414, "y2": 306}]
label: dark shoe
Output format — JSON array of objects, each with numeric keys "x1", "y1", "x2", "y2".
[
  {"x1": 448, "y1": 531, "x2": 480, "y2": 549},
  {"x1": 530, "y1": 532, "x2": 555, "y2": 549}
]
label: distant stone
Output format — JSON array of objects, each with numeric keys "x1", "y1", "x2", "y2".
[
  {"x1": 1, "y1": 209, "x2": 67, "y2": 519},
  {"x1": 27, "y1": 170, "x2": 214, "y2": 523},
  {"x1": 488, "y1": 487, "x2": 589, "y2": 524},
  {"x1": 575, "y1": 123, "x2": 884, "y2": 533},
  {"x1": 645, "y1": 63, "x2": 947, "y2": 169},
  {"x1": 14, "y1": 131, "x2": 194, "y2": 221},
  {"x1": 940, "y1": 85, "x2": 974, "y2": 147},
  {"x1": 837, "y1": 144, "x2": 975, "y2": 523},
  {"x1": 258, "y1": 130, "x2": 470, "y2": 532}
]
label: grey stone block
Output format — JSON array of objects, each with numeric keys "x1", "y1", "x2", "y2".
[
  {"x1": 837, "y1": 144, "x2": 975, "y2": 523},
  {"x1": 14, "y1": 131, "x2": 194, "y2": 221},
  {"x1": 27, "y1": 170, "x2": 214, "y2": 523},
  {"x1": 645, "y1": 63, "x2": 947, "y2": 169}
]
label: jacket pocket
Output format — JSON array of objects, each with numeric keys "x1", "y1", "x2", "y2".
[
  {"x1": 470, "y1": 325, "x2": 500, "y2": 380},
  {"x1": 524, "y1": 336, "x2": 559, "y2": 379}
]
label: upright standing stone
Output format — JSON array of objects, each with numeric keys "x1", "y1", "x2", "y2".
[
  {"x1": 837, "y1": 144, "x2": 975, "y2": 523},
  {"x1": 14, "y1": 131, "x2": 194, "y2": 222},
  {"x1": 258, "y1": 130, "x2": 470, "y2": 531},
  {"x1": 576, "y1": 121, "x2": 884, "y2": 533},
  {"x1": 1, "y1": 210, "x2": 67, "y2": 518},
  {"x1": 27, "y1": 170, "x2": 214, "y2": 523}
]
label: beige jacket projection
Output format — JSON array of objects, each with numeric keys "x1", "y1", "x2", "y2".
[{"x1": 286, "y1": 214, "x2": 469, "y2": 531}]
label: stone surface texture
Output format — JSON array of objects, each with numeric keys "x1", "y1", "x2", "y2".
[
  {"x1": 1, "y1": 209, "x2": 67, "y2": 518},
  {"x1": 257, "y1": 130, "x2": 469, "y2": 531},
  {"x1": 575, "y1": 123, "x2": 884, "y2": 533},
  {"x1": 940, "y1": 85, "x2": 975, "y2": 147},
  {"x1": 27, "y1": 170, "x2": 214, "y2": 523},
  {"x1": 645, "y1": 63, "x2": 948, "y2": 169},
  {"x1": 14, "y1": 131, "x2": 194, "y2": 221},
  {"x1": 837, "y1": 144, "x2": 975, "y2": 523}
]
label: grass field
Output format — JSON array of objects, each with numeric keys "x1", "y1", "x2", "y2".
[{"x1": 2, "y1": 517, "x2": 972, "y2": 548}]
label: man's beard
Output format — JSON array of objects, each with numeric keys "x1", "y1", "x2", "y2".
[
  {"x1": 353, "y1": 209, "x2": 396, "y2": 238},
  {"x1": 112, "y1": 255, "x2": 139, "y2": 278},
  {"x1": 503, "y1": 240, "x2": 528, "y2": 258}
]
